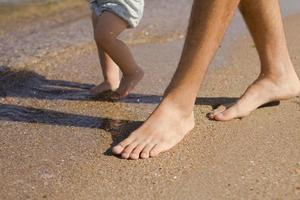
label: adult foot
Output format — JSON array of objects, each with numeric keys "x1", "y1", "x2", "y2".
[
  {"x1": 208, "y1": 71, "x2": 300, "y2": 121},
  {"x1": 115, "y1": 67, "x2": 144, "y2": 98},
  {"x1": 90, "y1": 81, "x2": 119, "y2": 96},
  {"x1": 112, "y1": 100, "x2": 195, "y2": 159}
]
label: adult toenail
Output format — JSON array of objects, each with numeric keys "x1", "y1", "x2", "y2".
[
  {"x1": 113, "y1": 146, "x2": 122, "y2": 152},
  {"x1": 114, "y1": 145, "x2": 121, "y2": 149},
  {"x1": 141, "y1": 153, "x2": 148, "y2": 158},
  {"x1": 131, "y1": 153, "x2": 137, "y2": 157},
  {"x1": 122, "y1": 153, "x2": 129, "y2": 158}
]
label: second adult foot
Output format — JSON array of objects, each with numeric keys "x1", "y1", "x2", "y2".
[
  {"x1": 208, "y1": 73, "x2": 300, "y2": 121},
  {"x1": 112, "y1": 101, "x2": 195, "y2": 159}
]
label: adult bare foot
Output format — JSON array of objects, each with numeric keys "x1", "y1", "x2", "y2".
[
  {"x1": 116, "y1": 67, "x2": 144, "y2": 98},
  {"x1": 208, "y1": 70, "x2": 300, "y2": 121},
  {"x1": 90, "y1": 81, "x2": 119, "y2": 96},
  {"x1": 112, "y1": 100, "x2": 195, "y2": 159}
]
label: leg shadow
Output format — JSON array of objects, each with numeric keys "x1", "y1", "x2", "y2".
[
  {"x1": 0, "y1": 65, "x2": 238, "y2": 106},
  {"x1": 123, "y1": 94, "x2": 240, "y2": 106},
  {"x1": 0, "y1": 66, "x2": 281, "y2": 107},
  {"x1": 0, "y1": 66, "x2": 94, "y2": 101},
  {"x1": 0, "y1": 103, "x2": 143, "y2": 156}
]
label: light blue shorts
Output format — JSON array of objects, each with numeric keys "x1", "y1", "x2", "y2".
[{"x1": 89, "y1": 0, "x2": 144, "y2": 28}]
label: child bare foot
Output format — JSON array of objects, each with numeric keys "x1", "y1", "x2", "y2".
[
  {"x1": 116, "y1": 68, "x2": 144, "y2": 98},
  {"x1": 90, "y1": 81, "x2": 119, "y2": 96}
]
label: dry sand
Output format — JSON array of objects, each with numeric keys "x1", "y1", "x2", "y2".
[{"x1": 0, "y1": 1, "x2": 300, "y2": 200}]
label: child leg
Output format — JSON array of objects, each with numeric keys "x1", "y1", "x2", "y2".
[
  {"x1": 90, "y1": 49, "x2": 120, "y2": 95},
  {"x1": 90, "y1": 12, "x2": 120, "y2": 96},
  {"x1": 93, "y1": 11, "x2": 144, "y2": 97}
]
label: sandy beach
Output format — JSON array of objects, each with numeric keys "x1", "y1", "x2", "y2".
[{"x1": 0, "y1": 1, "x2": 300, "y2": 199}]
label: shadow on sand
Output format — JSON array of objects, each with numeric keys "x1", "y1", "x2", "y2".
[
  {"x1": 0, "y1": 66, "x2": 280, "y2": 156},
  {"x1": 0, "y1": 103, "x2": 143, "y2": 156},
  {"x1": 0, "y1": 66, "x2": 240, "y2": 106}
]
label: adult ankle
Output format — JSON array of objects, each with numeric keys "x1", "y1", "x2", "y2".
[{"x1": 160, "y1": 95, "x2": 195, "y2": 118}]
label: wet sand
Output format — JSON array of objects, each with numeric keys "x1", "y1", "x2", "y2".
[{"x1": 1, "y1": 1, "x2": 300, "y2": 200}]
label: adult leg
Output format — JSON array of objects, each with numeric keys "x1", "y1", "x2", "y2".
[
  {"x1": 210, "y1": 0, "x2": 300, "y2": 121},
  {"x1": 90, "y1": 12, "x2": 120, "y2": 95},
  {"x1": 112, "y1": 0, "x2": 241, "y2": 159}
]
